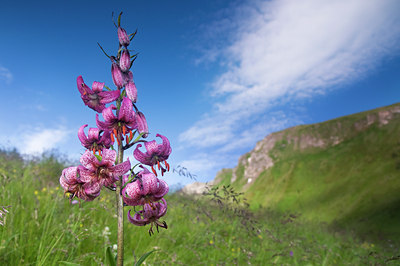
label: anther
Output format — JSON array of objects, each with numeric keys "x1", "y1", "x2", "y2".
[{"x1": 151, "y1": 165, "x2": 157, "y2": 176}]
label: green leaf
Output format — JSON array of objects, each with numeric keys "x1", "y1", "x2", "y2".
[
  {"x1": 118, "y1": 12, "x2": 122, "y2": 27},
  {"x1": 94, "y1": 154, "x2": 102, "y2": 162},
  {"x1": 106, "y1": 246, "x2": 117, "y2": 266},
  {"x1": 130, "y1": 29, "x2": 138, "y2": 41},
  {"x1": 97, "y1": 42, "x2": 111, "y2": 59},
  {"x1": 132, "y1": 132, "x2": 146, "y2": 143},
  {"x1": 135, "y1": 250, "x2": 157, "y2": 266}
]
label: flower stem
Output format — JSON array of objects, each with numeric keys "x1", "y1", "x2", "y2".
[{"x1": 116, "y1": 118, "x2": 124, "y2": 265}]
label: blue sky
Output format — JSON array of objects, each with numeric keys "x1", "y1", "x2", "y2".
[{"x1": 1, "y1": 0, "x2": 400, "y2": 187}]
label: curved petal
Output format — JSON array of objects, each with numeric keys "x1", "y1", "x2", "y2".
[
  {"x1": 118, "y1": 97, "x2": 134, "y2": 122},
  {"x1": 99, "y1": 130, "x2": 112, "y2": 148},
  {"x1": 77, "y1": 165, "x2": 94, "y2": 183},
  {"x1": 127, "y1": 209, "x2": 147, "y2": 226},
  {"x1": 133, "y1": 144, "x2": 151, "y2": 165},
  {"x1": 144, "y1": 140, "x2": 159, "y2": 155},
  {"x1": 111, "y1": 158, "x2": 131, "y2": 177},
  {"x1": 157, "y1": 198, "x2": 168, "y2": 217},
  {"x1": 62, "y1": 166, "x2": 79, "y2": 184},
  {"x1": 77, "y1": 76, "x2": 86, "y2": 95},
  {"x1": 87, "y1": 127, "x2": 100, "y2": 141},
  {"x1": 157, "y1": 134, "x2": 172, "y2": 157},
  {"x1": 123, "y1": 181, "x2": 143, "y2": 205},
  {"x1": 140, "y1": 171, "x2": 158, "y2": 196},
  {"x1": 83, "y1": 181, "x2": 101, "y2": 197},
  {"x1": 152, "y1": 179, "x2": 169, "y2": 199},
  {"x1": 80, "y1": 150, "x2": 99, "y2": 172},
  {"x1": 77, "y1": 124, "x2": 89, "y2": 146},
  {"x1": 99, "y1": 90, "x2": 120, "y2": 104},
  {"x1": 102, "y1": 105, "x2": 117, "y2": 123},
  {"x1": 92, "y1": 81, "x2": 105, "y2": 93},
  {"x1": 96, "y1": 113, "x2": 110, "y2": 131},
  {"x1": 101, "y1": 149, "x2": 117, "y2": 168}
]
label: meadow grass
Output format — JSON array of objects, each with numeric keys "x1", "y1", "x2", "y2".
[{"x1": 0, "y1": 149, "x2": 399, "y2": 265}]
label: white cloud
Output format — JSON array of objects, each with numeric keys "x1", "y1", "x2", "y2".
[
  {"x1": 0, "y1": 66, "x2": 13, "y2": 84},
  {"x1": 20, "y1": 127, "x2": 71, "y2": 155},
  {"x1": 181, "y1": 0, "x2": 400, "y2": 152}
]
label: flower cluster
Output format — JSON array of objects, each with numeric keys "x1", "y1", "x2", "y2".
[{"x1": 60, "y1": 14, "x2": 171, "y2": 235}]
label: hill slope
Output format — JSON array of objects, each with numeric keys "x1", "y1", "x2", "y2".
[{"x1": 213, "y1": 102, "x2": 400, "y2": 237}]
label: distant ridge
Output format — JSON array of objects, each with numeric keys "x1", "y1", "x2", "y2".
[{"x1": 210, "y1": 102, "x2": 400, "y2": 237}]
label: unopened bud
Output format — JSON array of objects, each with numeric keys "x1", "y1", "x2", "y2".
[
  {"x1": 136, "y1": 111, "x2": 148, "y2": 138},
  {"x1": 111, "y1": 63, "x2": 125, "y2": 89},
  {"x1": 118, "y1": 27, "x2": 130, "y2": 47},
  {"x1": 120, "y1": 49, "x2": 131, "y2": 72},
  {"x1": 125, "y1": 81, "x2": 137, "y2": 103}
]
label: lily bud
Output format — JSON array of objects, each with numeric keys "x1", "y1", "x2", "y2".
[
  {"x1": 111, "y1": 63, "x2": 124, "y2": 89},
  {"x1": 125, "y1": 81, "x2": 137, "y2": 103},
  {"x1": 136, "y1": 111, "x2": 149, "y2": 138},
  {"x1": 118, "y1": 27, "x2": 130, "y2": 47},
  {"x1": 120, "y1": 49, "x2": 131, "y2": 72}
]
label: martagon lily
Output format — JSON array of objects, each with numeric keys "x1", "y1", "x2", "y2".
[
  {"x1": 127, "y1": 198, "x2": 168, "y2": 236},
  {"x1": 77, "y1": 75, "x2": 120, "y2": 113},
  {"x1": 79, "y1": 149, "x2": 131, "y2": 187},
  {"x1": 133, "y1": 134, "x2": 172, "y2": 176},
  {"x1": 59, "y1": 166, "x2": 101, "y2": 201},
  {"x1": 122, "y1": 167, "x2": 169, "y2": 206},
  {"x1": 78, "y1": 124, "x2": 112, "y2": 155},
  {"x1": 96, "y1": 96, "x2": 137, "y2": 145}
]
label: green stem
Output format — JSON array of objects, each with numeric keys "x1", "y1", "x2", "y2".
[{"x1": 116, "y1": 97, "x2": 124, "y2": 266}]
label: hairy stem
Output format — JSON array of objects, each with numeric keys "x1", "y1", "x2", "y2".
[
  {"x1": 116, "y1": 141, "x2": 124, "y2": 265},
  {"x1": 116, "y1": 96, "x2": 124, "y2": 266}
]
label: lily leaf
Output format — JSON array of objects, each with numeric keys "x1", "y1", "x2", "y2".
[
  {"x1": 106, "y1": 246, "x2": 117, "y2": 266},
  {"x1": 135, "y1": 250, "x2": 157, "y2": 266}
]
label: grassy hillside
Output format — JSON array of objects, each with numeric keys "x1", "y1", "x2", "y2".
[
  {"x1": 1, "y1": 148, "x2": 399, "y2": 265},
  {"x1": 216, "y1": 103, "x2": 400, "y2": 240}
]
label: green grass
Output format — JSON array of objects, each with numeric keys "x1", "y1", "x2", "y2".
[{"x1": 1, "y1": 149, "x2": 399, "y2": 265}]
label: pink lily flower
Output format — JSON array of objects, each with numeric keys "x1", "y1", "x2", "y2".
[
  {"x1": 96, "y1": 97, "x2": 137, "y2": 145},
  {"x1": 79, "y1": 149, "x2": 131, "y2": 187},
  {"x1": 133, "y1": 134, "x2": 172, "y2": 176},
  {"x1": 122, "y1": 167, "x2": 169, "y2": 206},
  {"x1": 59, "y1": 166, "x2": 101, "y2": 201},
  {"x1": 78, "y1": 124, "x2": 112, "y2": 155},
  {"x1": 127, "y1": 198, "x2": 168, "y2": 236},
  {"x1": 77, "y1": 76, "x2": 120, "y2": 113}
]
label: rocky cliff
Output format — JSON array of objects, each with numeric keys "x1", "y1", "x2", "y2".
[{"x1": 218, "y1": 103, "x2": 400, "y2": 190}]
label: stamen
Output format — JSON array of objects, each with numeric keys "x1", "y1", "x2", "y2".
[
  {"x1": 126, "y1": 134, "x2": 129, "y2": 143},
  {"x1": 92, "y1": 148, "x2": 96, "y2": 155},
  {"x1": 113, "y1": 128, "x2": 118, "y2": 138},
  {"x1": 122, "y1": 125, "x2": 126, "y2": 136},
  {"x1": 151, "y1": 166, "x2": 157, "y2": 176},
  {"x1": 157, "y1": 161, "x2": 161, "y2": 170},
  {"x1": 110, "y1": 133, "x2": 115, "y2": 143},
  {"x1": 165, "y1": 161, "x2": 170, "y2": 171},
  {"x1": 129, "y1": 130, "x2": 133, "y2": 141}
]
